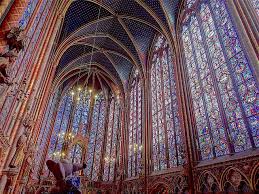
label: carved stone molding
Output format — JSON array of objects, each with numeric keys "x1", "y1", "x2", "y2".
[
  {"x1": 194, "y1": 155, "x2": 259, "y2": 192},
  {"x1": 0, "y1": 131, "x2": 10, "y2": 168},
  {"x1": 0, "y1": 27, "x2": 25, "y2": 85}
]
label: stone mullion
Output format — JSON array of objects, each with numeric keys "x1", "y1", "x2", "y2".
[
  {"x1": 114, "y1": 105, "x2": 121, "y2": 182},
  {"x1": 82, "y1": 94, "x2": 94, "y2": 175},
  {"x1": 208, "y1": 1, "x2": 256, "y2": 148},
  {"x1": 152, "y1": 59, "x2": 161, "y2": 171},
  {"x1": 177, "y1": 31, "x2": 201, "y2": 161},
  {"x1": 77, "y1": 93, "x2": 87, "y2": 135},
  {"x1": 38, "y1": 92, "x2": 62, "y2": 175},
  {"x1": 135, "y1": 81, "x2": 139, "y2": 176},
  {"x1": 52, "y1": 94, "x2": 69, "y2": 157},
  {"x1": 230, "y1": 0, "x2": 259, "y2": 64},
  {"x1": 188, "y1": 26, "x2": 217, "y2": 158},
  {"x1": 158, "y1": 50, "x2": 170, "y2": 169},
  {"x1": 99, "y1": 97, "x2": 111, "y2": 181},
  {"x1": 196, "y1": 9, "x2": 235, "y2": 154},
  {"x1": 176, "y1": 30, "x2": 198, "y2": 194},
  {"x1": 85, "y1": 95, "x2": 95, "y2": 178},
  {"x1": 61, "y1": 94, "x2": 77, "y2": 156},
  {"x1": 126, "y1": 91, "x2": 130, "y2": 178},
  {"x1": 35, "y1": 93, "x2": 56, "y2": 157},
  {"x1": 130, "y1": 86, "x2": 135, "y2": 177},
  {"x1": 107, "y1": 99, "x2": 115, "y2": 181},
  {"x1": 91, "y1": 98, "x2": 103, "y2": 180},
  {"x1": 166, "y1": 46, "x2": 180, "y2": 166}
]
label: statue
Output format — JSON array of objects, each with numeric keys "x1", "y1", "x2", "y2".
[
  {"x1": 9, "y1": 129, "x2": 29, "y2": 168},
  {"x1": 0, "y1": 27, "x2": 24, "y2": 85},
  {"x1": 46, "y1": 159, "x2": 86, "y2": 194}
]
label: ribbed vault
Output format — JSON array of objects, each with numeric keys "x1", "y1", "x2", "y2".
[{"x1": 54, "y1": 0, "x2": 182, "y2": 93}]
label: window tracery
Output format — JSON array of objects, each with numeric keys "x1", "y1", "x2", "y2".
[
  {"x1": 128, "y1": 70, "x2": 143, "y2": 177},
  {"x1": 182, "y1": 0, "x2": 259, "y2": 160},
  {"x1": 151, "y1": 35, "x2": 184, "y2": 171},
  {"x1": 85, "y1": 93, "x2": 106, "y2": 181},
  {"x1": 103, "y1": 97, "x2": 120, "y2": 181}
]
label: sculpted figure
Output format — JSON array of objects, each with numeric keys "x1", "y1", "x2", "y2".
[
  {"x1": 9, "y1": 130, "x2": 29, "y2": 168},
  {"x1": 46, "y1": 159, "x2": 86, "y2": 194},
  {"x1": 0, "y1": 27, "x2": 24, "y2": 85}
]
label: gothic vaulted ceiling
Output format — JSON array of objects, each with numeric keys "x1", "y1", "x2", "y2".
[{"x1": 54, "y1": 0, "x2": 182, "y2": 92}]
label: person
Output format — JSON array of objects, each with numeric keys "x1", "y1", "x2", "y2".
[{"x1": 46, "y1": 159, "x2": 86, "y2": 194}]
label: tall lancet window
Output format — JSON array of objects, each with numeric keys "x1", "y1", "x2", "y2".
[
  {"x1": 181, "y1": 0, "x2": 259, "y2": 160},
  {"x1": 34, "y1": 91, "x2": 59, "y2": 175},
  {"x1": 72, "y1": 90, "x2": 91, "y2": 136},
  {"x1": 151, "y1": 35, "x2": 184, "y2": 171},
  {"x1": 48, "y1": 91, "x2": 73, "y2": 159},
  {"x1": 85, "y1": 93, "x2": 106, "y2": 181},
  {"x1": 103, "y1": 97, "x2": 120, "y2": 181},
  {"x1": 128, "y1": 70, "x2": 143, "y2": 177}
]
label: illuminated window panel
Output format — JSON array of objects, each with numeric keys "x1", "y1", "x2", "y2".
[
  {"x1": 103, "y1": 98, "x2": 120, "y2": 181},
  {"x1": 182, "y1": 0, "x2": 259, "y2": 160},
  {"x1": 151, "y1": 35, "x2": 185, "y2": 171},
  {"x1": 69, "y1": 144, "x2": 83, "y2": 164},
  {"x1": 250, "y1": 0, "x2": 259, "y2": 15},
  {"x1": 128, "y1": 71, "x2": 143, "y2": 177},
  {"x1": 85, "y1": 93, "x2": 106, "y2": 181}
]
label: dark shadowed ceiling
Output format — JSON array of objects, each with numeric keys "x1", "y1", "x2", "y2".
[{"x1": 54, "y1": 0, "x2": 182, "y2": 92}]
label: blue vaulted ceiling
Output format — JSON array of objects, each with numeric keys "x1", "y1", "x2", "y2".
[{"x1": 55, "y1": 0, "x2": 182, "y2": 91}]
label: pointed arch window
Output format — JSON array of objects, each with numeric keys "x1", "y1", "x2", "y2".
[
  {"x1": 128, "y1": 70, "x2": 143, "y2": 177},
  {"x1": 34, "y1": 91, "x2": 59, "y2": 174},
  {"x1": 85, "y1": 93, "x2": 106, "y2": 181},
  {"x1": 151, "y1": 35, "x2": 184, "y2": 171},
  {"x1": 181, "y1": 0, "x2": 259, "y2": 160},
  {"x1": 48, "y1": 91, "x2": 73, "y2": 159},
  {"x1": 72, "y1": 91, "x2": 91, "y2": 136},
  {"x1": 103, "y1": 97, "x2": 120, "y2": 182}
]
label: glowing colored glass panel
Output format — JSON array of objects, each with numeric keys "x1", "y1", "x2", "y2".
[
  {"x1": 182, "y1": 0, "x2": 259, "y2": 160},
  {"x1": 251, "y1": 0, "x2": 259, "y2": 15},
  {"x1": 151, "y1": 35, "x2": 185, "y2": 171},
  {"x1": 85, "y1": 94, "x2": 106, "y2": 181},
  {"x1": 128, "y1": 71, "x2": 143, "y2": 177},
  {"x1": 103, "y1": 98, "x2": 120, "y2": 181},
  {"x1": 19, "y1": 0, "x2": 39, "y2": 29},
  {"x1": 69, "y1": 144, "x2": 83, "y2": 164}
]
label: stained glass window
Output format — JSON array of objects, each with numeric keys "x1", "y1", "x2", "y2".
[
  {"x1": 69, "y1": 144, "x2": 83, "y2": 164},
  {"x1": 72, "y1": 90, "x2": 91, "y2": 136},
  {"x1": 85, "y1": 93, "x2": 106, "y2": 181},
  {"x1": 250, "y1": 0, "x2": 259, "y2": 15},
  {"x1": 182, "y1": 0, "x2": 259, "y2": 160},
  {"x1": 128, "y1": 70, "x2": 143, "y2": 177},
  {"x1": 47, "y1": 92, "x2": 73, "y2": 159},
  {"x1": 19, "y1": 0, "x2": 39, "y2": 29},
  {"x1": 34, "y1": 91, "x2": 59, "y2": 175},
  {"x1": 151, "y1": 35, "x2": 185, "y2": 171},
  {"x1": 0, "y1": 0, "x2": 53, "y2": 132},
  {"x1": 103, "y1": 97, "x2": 120, "y2": 181}
]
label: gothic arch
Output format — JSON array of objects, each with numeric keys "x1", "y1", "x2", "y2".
[
  {"x1": 149, "y1": 182, "x2": 170, "y2": 194},
  {"x1": 197, "y1": 170, "x2": 220, "y2": 192},
  {"x1": 251, "y1": 162, "x2": 259, "y2": 190},
  {"x1": 220, "y1": 167, "x2": 252, "y2": 192}
]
